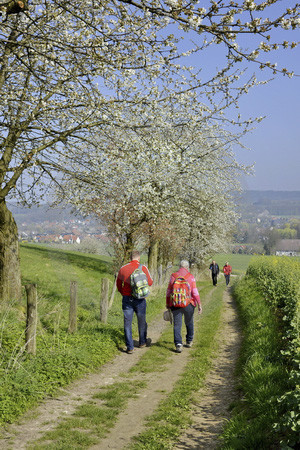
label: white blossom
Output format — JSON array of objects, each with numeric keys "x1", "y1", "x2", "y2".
[{"x1": 164, "y1": 0, "x2": 180, "y2": 8}]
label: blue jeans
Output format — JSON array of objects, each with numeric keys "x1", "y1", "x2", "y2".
[
  {"x1": 171, "y1": 303, "x2": 195, "y2": 345},
  {"x1": 225, "y1": 274, "x2": 230, "y2": 285},
  {"x1": 122, "y1": 296, "x2": 147, "y2": 351}
]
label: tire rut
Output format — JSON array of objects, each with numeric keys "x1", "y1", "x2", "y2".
[{"x1": 173, "y1": 288, "x2": 241, "y2": 449}]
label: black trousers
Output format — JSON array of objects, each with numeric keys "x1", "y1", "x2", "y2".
[{"x1": 212, "y1": 273, "x2": 218, "y2": 285}]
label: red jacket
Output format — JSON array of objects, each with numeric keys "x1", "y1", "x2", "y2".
[
  {"x1": 166, "y1": 267, "x2": 201, "y2": 308},
  {"x1": 116, "y1": 260, "x2": 153, "y2": 296},
  {"x1": 223, "y1": 264, "x2": 232, "y2": 275}
]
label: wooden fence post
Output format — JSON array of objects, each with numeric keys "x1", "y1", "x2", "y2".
[
  {"x1": 25, "y1": 283, "x2": 37, "y2": 355},
  {"x1": 68, "y1": 281, "x2": 77, "y2": 333},
  {"x1": 100, "y1": 278, "x2": 109, "y2": 323},
  {"x1": 108, "y1": 273, "x2": 118, "y2": 309}
]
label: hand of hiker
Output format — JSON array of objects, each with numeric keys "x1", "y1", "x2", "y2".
[{"x1": 198, "y1": 306, "x2": 203, "y2": 315}]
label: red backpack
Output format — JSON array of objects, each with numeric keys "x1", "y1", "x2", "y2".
[{"x1": 170, "y1": 273, "x2": 191, "y2": 308}]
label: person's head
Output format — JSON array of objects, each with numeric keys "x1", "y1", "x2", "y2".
[
  {"x1": 180, "y1": 260, "x2": 189, "y2": 270},
  {"x1": 212, "y1": 260, "x2": 216, "y2": 264},
  {"x1": 225, "y1": 261, "x2": 228, "y2": 265},
  {"x1": 131, "y1": 250, "x2": 140, "y2": 261}
]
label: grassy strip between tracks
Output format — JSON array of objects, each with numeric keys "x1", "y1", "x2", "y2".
[{"x1": 28, "y1": 283, "x2": 224, "y2": 449}]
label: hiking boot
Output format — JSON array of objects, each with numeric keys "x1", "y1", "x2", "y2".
[
  {"x1": 126, "y1": 348, "x2": 134, "y2": 354},
  {"x1": 139, "y1": 338, "x2": 152, "y2": 348},
  {"x1": 175, "y1": 344, "x2": 183, "y2": 353},
  {"x1": 186, "y1": 341, "x2": 193, "y2": 348}
]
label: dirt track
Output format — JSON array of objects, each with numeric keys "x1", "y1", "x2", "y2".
[
  {"x1": 0, "y1": 287, "x2": 241, "y2": 449},
  {"x1": 174, "y1": 288, "x2": 241, "y2": 449}
]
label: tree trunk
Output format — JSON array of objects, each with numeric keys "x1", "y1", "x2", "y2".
[
  {"x1": 157, "y1": 264, "x2": 163, "y2": 285},
  {"x1": 124, "y1": 233, "x2": 134, "y2": 262},
  {"x1": 0, "y1": 200, "x2": 21, "y2": 302},
  {"x1": 148, "y1": 239, "x2": 158, "y2": 282}
]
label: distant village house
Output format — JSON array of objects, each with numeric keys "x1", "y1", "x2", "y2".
[
  {"x1": 60, "y1": 234, "x2": 81, "y2": 244},
  {"x1": 31, "y1": 233, "x2": 81, "y2": 244},
  {"x1": 275, "y1": 239, "x2": 300, "y2": 257}
]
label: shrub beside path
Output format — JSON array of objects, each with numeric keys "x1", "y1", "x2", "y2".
[{"x1": 0, "y1": 287, "x2": 241, "y2": 449}]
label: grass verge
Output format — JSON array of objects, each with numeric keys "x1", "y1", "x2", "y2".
[{"x1": 220, "y1": 277, "x2": 290, "y2": 449}]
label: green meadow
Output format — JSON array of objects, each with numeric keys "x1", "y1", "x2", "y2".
[{"x1": 212, "y1": 253, "x2": 255, "y2": 275}]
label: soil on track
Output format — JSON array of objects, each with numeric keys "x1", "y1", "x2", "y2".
[
  {"x1": 174, "y1": 288, "x2": 241, "y2": 449},
  {"x1": 0, "y1": 287, "x2": 241, "y2": 449}
]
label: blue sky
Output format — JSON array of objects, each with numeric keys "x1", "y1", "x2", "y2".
[
  {"x1": 193, "y1": 45, "x2": 300, "y2": 191},
  {"x1": 236, "y1": 54, "x2": 300, "y2": 191},
  {"x1": 222, "y1": 12, "x2": 300, "y2": 192},
  {"x1": 177, "y1": 3, "x2": 300, "y2": 192}
]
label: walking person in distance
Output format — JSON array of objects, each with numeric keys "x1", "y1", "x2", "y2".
[
  {"x1": 116, "y1": 250, "x2": 153, "y2": 354},
  {"x1": 209, "y1": 260, "x2": 219, "y2": 286},
  {"x1": 166, "y1": 260, "x2": 202, "y2": 353},
  {"x1": 223, "y1": 261, "x2": 232, "y2": 286}
]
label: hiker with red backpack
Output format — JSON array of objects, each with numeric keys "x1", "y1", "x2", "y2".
[
  {"x1": 166, "y1": 260, "x2": 202, "y2": 353},
  {"x1": 117, "y1": 250, "x2": 153, "y2": 354}
]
